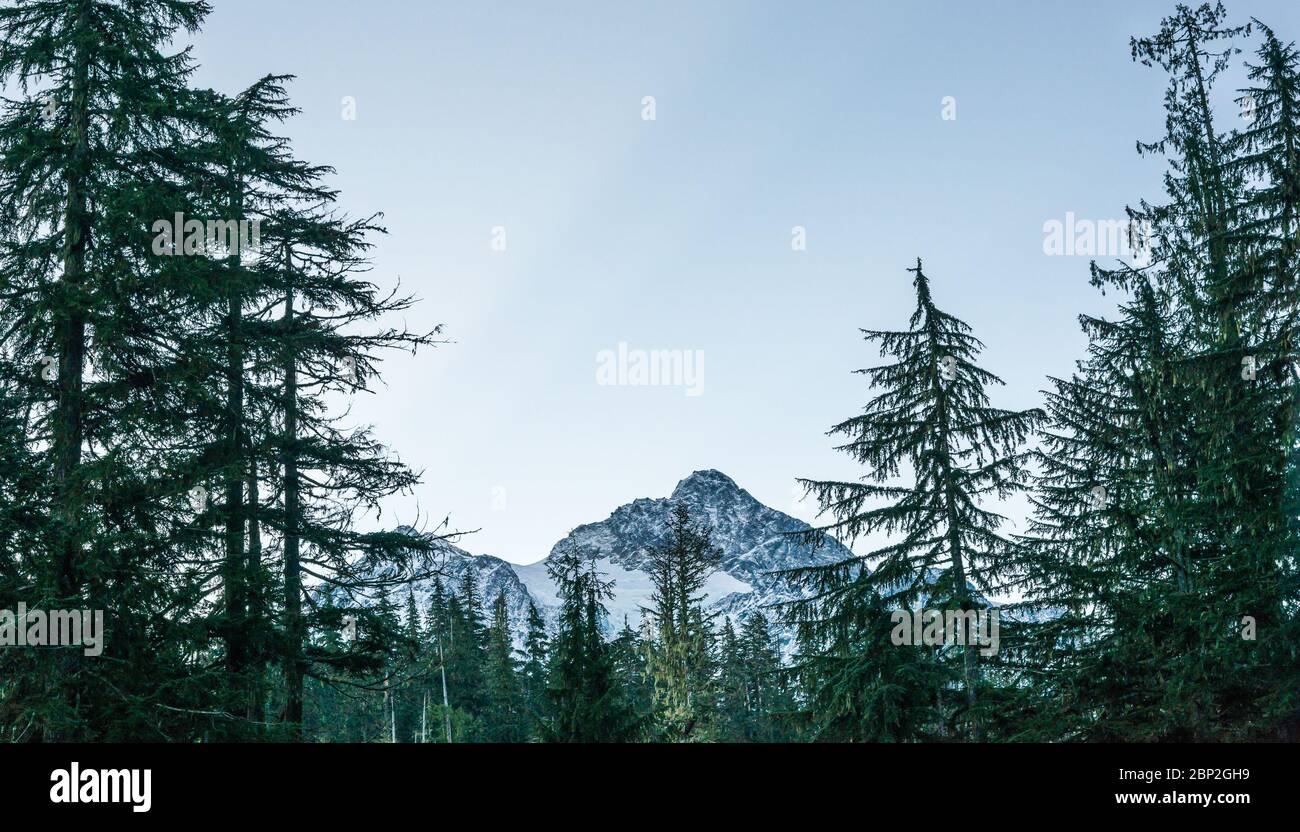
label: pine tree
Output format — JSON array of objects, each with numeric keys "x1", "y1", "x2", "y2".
[
  {"x1": 786, "y1": 259, "x2": 1043, "y2": 740},
  {"x1": 444, "y1": 570, "x2": 487, "y2": 727},
  {"x1": 1010, "y1": 5, "x2": 1300, "y2": 740},
  {"x1": 738, "y1": 612, "x2": 794, "y2": 742},
  {"x1": 519, "y1": 599, "x2": 549, "y2": 739},
  {"x1": 642, "y1": 502, "x2": 723, "y2": 741},
  {"x1": 609, "y1": 614, "x2": 654, "y2": 729},
  {"x1": 253, "y1": 144, "x2": 447, "y2": 739},
  {"x1": 0, "y1": 0, "x2": 224, "y2": 741},
  {"x1": 541, "y1": 541, "x2": 638, "y2": 742},
  {"x1": 1006, "y1": 279, "x2": 1196, "y2": 739},
  {"x1": 715, "y1": 617, "x2": 748, "y2": 741},
  {"x1": 482, "y1": 590, "x2": 526, "y2": 742}
]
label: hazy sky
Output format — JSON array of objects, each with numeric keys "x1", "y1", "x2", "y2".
[{"x1": 186, "y1": 0, "x2": 1300, "y2": 564}]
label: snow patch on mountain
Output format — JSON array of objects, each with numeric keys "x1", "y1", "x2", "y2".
[{"x1": 399, "y1": 470, "x2": 857, "y2": 649}]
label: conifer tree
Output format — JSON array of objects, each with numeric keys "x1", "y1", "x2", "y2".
[
  {"x1": 715, "y1": 617, "x2": 748, "y2": 741},
  {"x1": 0, "y1": 0, "x2": 220, "y2": 740},
  {"x1": 442, "y1": 570, "x2": 487, "y2": 728},
  {"x1": 1011, "y1": 5, "x2": 1300, "y2": 740},
  {"x1": 404, "y1": 589, "x2": 423, "y2": 648},
  {"x1": 609, "y1": 614, "x2": 654, "y2": 729},
  {"x1": 541, "y1": 541, "x2": 638, "y2": 742},
  {"x1": 426, "y1": 576, "x2": 450, "y2": 642},
  {"x1": 396, "y1": 589, "x2": 425, "y2": 741},
  {"x1": 421, "y1": 575, "x2": 457, "y2": 742},
  {"x1": 181, "y1": 75, "x2": 333, "y2": 737},
  {"x1": 0, "y1": 1, "x2": 450, "y2": 743},
  {"x1": 1232, "y1": 20, "x2": 1300, "y2": 320},
  {"x1": 519, "y1": 599, "x2": 549, "y2": 738},
  {"x1": 738, "y1": 612, "x2": 794, "y2": 742},
  {"x1": 482, "y1": 590, "x2": 526, "y2": 742},
  {"x1": 251, "y1": 148, "x2": 447, "y2": 738},
  {"x1": 643, "y1": 502, "x2": 723, "y2": 741},
  {"x1": 1230, "y1": 31, "x2": 1300, "y2": 691},
  {"x1": 370, "y1": 588, "x2": 401, "y2": 742},
  {"x1": 787, "y1": 259, "x2": 1043, "y2": 740},
  {"x1": 1007, "y1": 280, "x2": 1196, "y2": 739}
]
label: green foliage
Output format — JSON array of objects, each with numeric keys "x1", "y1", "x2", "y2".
[
  {"x1": 785, "y1": 259, "x2": 1043, "y2": 740},
  {"x1": 644, "y1": 502, "x2": 723, "y2": 741},
  {"x1": 2, "y1": 0, "x2": 1297, "y2": 746},
  {"x1": 482, "y1": 591, "x2": 527, "y2": 742},
  {"x1": 540, "y1": 542, "x2": 640, "y2": 742},
  {"x1": 1003, "y1": 2, "x2": 1300, "y2": 741}
]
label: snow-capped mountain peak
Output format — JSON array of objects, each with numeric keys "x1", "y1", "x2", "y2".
[{"x1": 398, "y1": 471, "x2": 856, "y2": 648}]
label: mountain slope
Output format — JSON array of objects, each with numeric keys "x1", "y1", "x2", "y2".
[
  {"x1": 400, "y1": 470, "x2": 858, "y2": 648},
  {"x1": 514, "y1": 470, "x2": 852, "y2": 636}
]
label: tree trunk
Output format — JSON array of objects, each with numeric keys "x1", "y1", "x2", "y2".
[
  {"x1": 935, "y1": 365, "x2": 980, "y2": 740},
  {"x1": 54, "y1": 0, "x2": 91, "y2": 606},
  {"x1": 246, "y1": 457, "x2": 264, "y2": 727},
  {"x1": 48, "y1": 0, "x2": 93, "y2": 742},
  {"x1": 282, "y1": 253, "x2": 304, "y2": 738},
  {"x1": 223, "y1": 183, "x2": 247, "y2": 723}
]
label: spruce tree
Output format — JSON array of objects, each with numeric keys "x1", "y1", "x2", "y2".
[
  {"x1": 482, "y1": 590, "x2": 526, "y2": 742},
  {"x1": 738, "y1": 612, "x2": 794, "y2": 742},
  {"x1": 786, "y1": 259, "x2": 1043, "y2": 740},
  {"x1": 1008, "y1": 280, "x2": 1197, "y2": 740},
  {"x1": 1011, "y1": 5, "x2": 1300, "y2": 740},
  {"x1": 609, "y1": 614, "x2": 654, "y2": 729},
  {"x1": 422, "y1": 575, "x2": 456, "y2": 742},
  {"x1": 519, "y1": 599, "x2": 549, "y2": 738},
  {"x1": 715, "y1": 617, "x2": 748, "y2": 741},
  {"x1": 0, "y1": 0, "x2": 220, "y2": 740},
  {"x1": 643, "y1": 502, "x2": 723, "y2": 741},
  {"x1": 444, "y1": 570, "x2": 487, "y2": 727},
  {"x1": 541, "y1": 541, "x2": 638, "y2": 742}
]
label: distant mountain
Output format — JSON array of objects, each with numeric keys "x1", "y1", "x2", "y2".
[{"x1": 397, "y1": 470, "x2": 858, "y2": 649}]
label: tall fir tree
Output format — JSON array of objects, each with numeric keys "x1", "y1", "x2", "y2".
[
  {"x1": 443, "y1": 570, "x2": 487, "y2": 730},
  {"x1": 1011, "y1": 4, "x2": 1300, "y2": 740},
  {"x1": 519, "y1": 599, "x2": 549, "y2": 739},
  {"x1": 643, "y1": 502, "x2": 723, "y2": 742},
  {"x1": 1008, "y1": 280, "x2": 1196, "y2": 740},
  {"x1": 540, "y1": 541, "x2": 638, "y2": 742},
  {"x1": 0, "y1": 0, "x2": 225, "y2": 740},
  {"x1": 715, "y1": 617, "x2": 748, "y2": 741},
  {"x1": 786, "y1": 259, "x2": 1043, "y2": 740},
  {"x1": 737, "y1": 612, "x2": 794, "y2": 742},
  {"x1": 482, "y1": 590, "x2": 526, "y2": 742}
]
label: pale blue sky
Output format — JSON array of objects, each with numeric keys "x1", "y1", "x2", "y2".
[{"x1": 187, "y1": 0, "x2": 1300, "y2": 564}]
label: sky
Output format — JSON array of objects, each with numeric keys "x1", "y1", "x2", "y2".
[{"x1": 184, "y1": 0, "x2": 1300, "y2": 565}]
